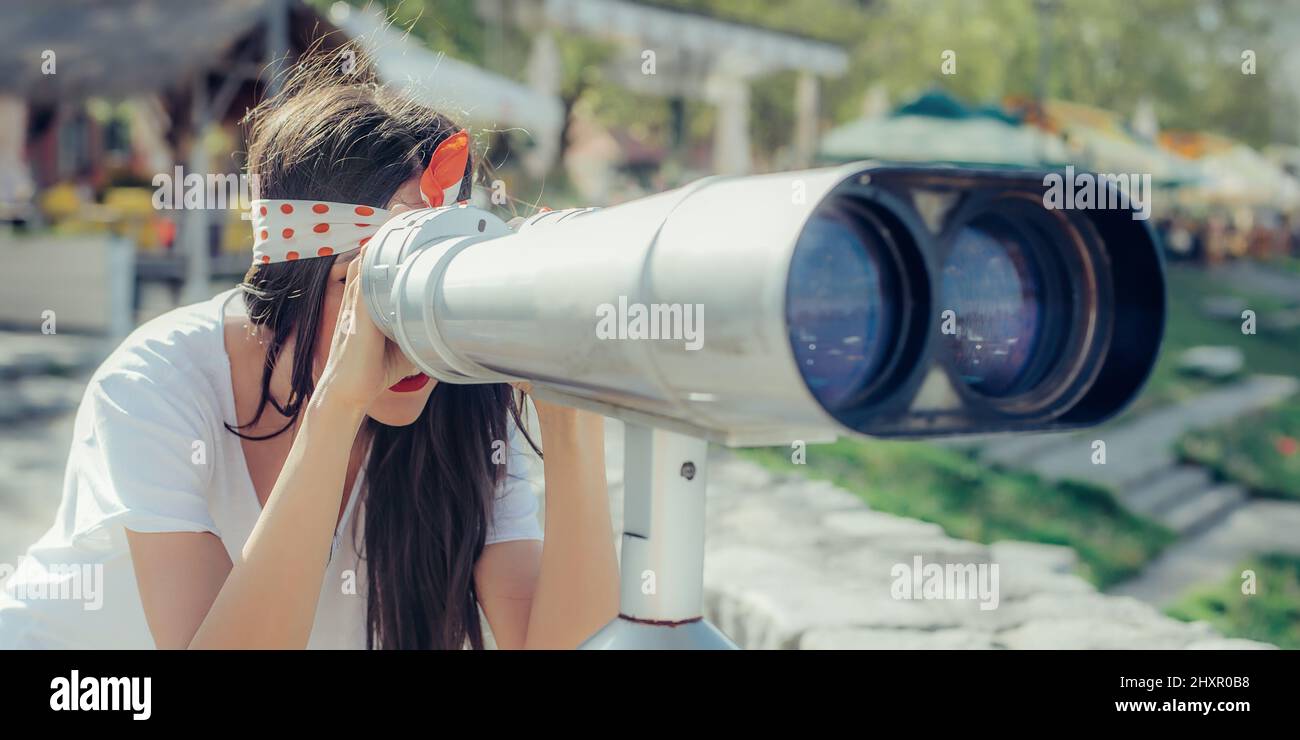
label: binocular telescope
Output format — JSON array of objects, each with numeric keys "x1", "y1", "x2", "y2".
[{"x1": 361, "y1": 162, "x2": 1164, "y2": 445}]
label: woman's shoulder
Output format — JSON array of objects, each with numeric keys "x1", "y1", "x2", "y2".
[{"x1": 84, "y1": 288, "x2": 238, "y2": 416}]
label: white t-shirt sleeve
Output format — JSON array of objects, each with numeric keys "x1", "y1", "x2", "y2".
[
  {"x1": 484, "y1": 418, "x2": 544, "y2": 546},
  {"x1": 66, "y1": 365, "x2": 221, "y2": 551}
]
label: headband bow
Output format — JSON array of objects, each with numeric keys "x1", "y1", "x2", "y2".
[
  {"x1": 250, "y1": 130, "x2": 471, "y2": 265},
  {"x1": 420, "y1": 129, "x2": 471, "y2": 208}
]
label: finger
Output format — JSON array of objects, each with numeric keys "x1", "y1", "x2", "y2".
[
  {"x1": 338, "y1": 246, "x2": 370, "y2": 327},
  {"x1": 385, "y1": 339, "x2": 417, "y2": 381},
  {"x1": 332, "y1": 285, "x2": 366, "y2": 346},
  {"x1": 344, "y1": 246, "x2": 363, "y2": 287}
]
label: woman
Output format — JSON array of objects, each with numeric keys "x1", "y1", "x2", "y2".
[{"x1": 0, "y1": 57, "x2": 620, "y2": 649}]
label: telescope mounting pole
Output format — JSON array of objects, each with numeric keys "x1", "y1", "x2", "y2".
[{"x1": 577, "y1": 423, "x2": 739, "y2": 649}]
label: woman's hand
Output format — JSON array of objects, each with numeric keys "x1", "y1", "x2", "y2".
[
  {"x1": 511, "y1": 381, "x2": 606, "y2": 458},
  {"x1": 315, "y1": 247, "x2": 417, "y2": 412},
  {"x1": 494, "y1": 384, "x2": 618, "y2": 648},
  {"x1": 512, "y1": 380, "x2": 584, "y2": 424}
]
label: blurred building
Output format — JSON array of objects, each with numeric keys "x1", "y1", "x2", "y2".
[
  {"x1": 477, "y1": 0, "x2": 849, "y2": 192},
  {"x1": 0, "y1": 0, "x2": 563, "y2": 325}
]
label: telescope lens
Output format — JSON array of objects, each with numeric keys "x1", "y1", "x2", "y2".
[
  {"x1": 940, "y1": 214, "x2": 1051, "y2": 397},
  {"x1": 787, "y1": 209, "x2": 897, "y2": 411}
]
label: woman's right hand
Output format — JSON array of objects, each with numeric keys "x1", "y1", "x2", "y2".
[{"x1": 314, "y1": 245, "x2": 419, "y2": 412}]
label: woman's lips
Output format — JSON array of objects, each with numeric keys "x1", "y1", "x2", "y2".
[{"x1": 388, "y1": 373, "x2": 430, "y2": 393}]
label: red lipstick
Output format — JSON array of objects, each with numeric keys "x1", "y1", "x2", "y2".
[{"x1": 388, "y1": 373, "x2": 430, "y2": 393}]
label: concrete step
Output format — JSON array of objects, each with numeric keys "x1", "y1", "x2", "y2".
[
  {"x1": 0, "y1": 375, "x2": 87, "y2": 424},
  {"x1": 977, "y1": 375, "x2": 1299, "y2": 492},
  {"x1": 973, "y1": 431, "x2": 1076, "y2": 468},
  {"x1": 1108, "y1": 499, "x2": 1300, "y2": 607},
  {"x1": 1123, "y1": 466, "x2": 1214, "y2": 517},
  {"x1": 1158, "y1": 484, "x2": 1247, "y2": 537},
  {"x1": 0, "y1": 331, "x2": 109, "y2": 380}
]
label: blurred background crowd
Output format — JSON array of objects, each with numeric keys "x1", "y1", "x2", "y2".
[
  {"x1": 1, "y1": 0, "x2": 1299, "y2": 649},
  {"x1": 5, "y1": 1, "x2": 1300, "y2": 277}
]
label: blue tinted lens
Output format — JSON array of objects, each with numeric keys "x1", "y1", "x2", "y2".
[
  {"x1": 940, "y1": 216, "x2": 1044, "y2": 396},
  {"x1": 787, "y1": 212, "x2": 895, "y2": 410}
]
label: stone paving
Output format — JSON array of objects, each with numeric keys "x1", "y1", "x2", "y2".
[
  {"x1": 581, "y1": 420, "x2": 1267, "y2": 649},
  {"x1": 969, "y1": 375, "x2": 1300, "y2": 607},
  {"x1": 0, "y1": 410, "x2": 78, "y2": 569},
  {"x1": 1111, "y1": 500, "x2": 1300, "y2": 607},
  {"x1": 978, "y1": 375, "x2": 1298, "y2": 492},
  {"x1": 1212, "y1": 260, "x2": 1300, "y2": 303},
  {"x1": 0, "y1": 330, "x2": 1275, "y2": 649},
  {"x1": 0, "y1": 330, "x2": 96, "y2": 568}
]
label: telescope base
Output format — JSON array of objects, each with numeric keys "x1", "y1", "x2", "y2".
[{"x1": 577, "y1": 615, "x2": 739, "y2": 650}]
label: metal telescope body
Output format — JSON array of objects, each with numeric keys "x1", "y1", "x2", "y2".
[
  {"x1": 360, "y1": 162, "x2": 1166, "y2": 649},
  {"x1": 364, "y1": 167, "x2": 858, "y2": 446}
]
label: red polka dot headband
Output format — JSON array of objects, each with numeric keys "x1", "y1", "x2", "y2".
[
  {"x1": 249, "y1": 129, "x2": 472, "y2": 265},
  {"x1": 250, "y1": 200, "x2": 388, "y2": 264}
]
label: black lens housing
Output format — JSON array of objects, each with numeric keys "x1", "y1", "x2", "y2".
[
  {"x1": 786, "y1": 195, "x2": 913, "y2": 412},
  {"x1": 784, "y1": 164, "x2": 1165, "y2": 438}
]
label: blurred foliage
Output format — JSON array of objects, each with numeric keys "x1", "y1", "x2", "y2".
[
  {"x1": 1154, "y1": 264, "x2": 1300, "y2": 501},
  {"x1": 365, "y1": 0, "x2": 488, "y2": 63},
  {"x1": 1166, "y1": 553, "x2": 1300, "y2": 648},
  {"x1": 741, "y1": 438, "x2": 1175, "y2": 588},
  {"x1": 647, "y1": 0, "x2": 1295, "y2": 147},
  {"x1": 1177, "y1": 396, "x2": 1300, "y2": 500},
  {"x1": 1128, "y1": 266, "x2": 1300, "y2": 417},
  {"x1": 1267, "y1": 255, "x2": 1300, "y2": 278},
  {"x1": 321, "y1": 0, "x2": 1298, "y2": 174}
]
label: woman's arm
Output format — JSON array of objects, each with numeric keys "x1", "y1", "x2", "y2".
[
  {"x1": 476, "y1": 404, "x2": 620, "y2": 649},
  {"x1": 126, "y1": 381, "x2": 367, "y2": 649},
  {"x1": 129, "y1": 249, "x2": 413, "y2": 649},
  {"x1": 187, "y1": 396, "x2": 365, "y2": 648}
]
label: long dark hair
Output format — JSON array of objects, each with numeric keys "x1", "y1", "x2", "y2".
[{"x1": 230, "y1": 50, "x2": 534, "y2": 649}]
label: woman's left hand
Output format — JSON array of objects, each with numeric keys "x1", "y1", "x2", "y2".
[
  {"x1": 511, "y1": 380, "x2": 580, "y2": 422},
  {"x1": 498, "y1": 382, "x2": 616, "y2": 648}
]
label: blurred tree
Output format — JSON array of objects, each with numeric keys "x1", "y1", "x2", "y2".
[{"x1": 314, "y1": 0, "x2": 1298, "y2": 176}]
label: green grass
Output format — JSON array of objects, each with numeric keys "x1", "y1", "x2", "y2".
[
  {"x1": 1166, "y1": 553, "x2": 1300, "y2": 649},
  {"x1": 1264, "y1": 255, "x2": 1300, "y2": 279},
  {"x1": 1129, "y1": 266, "x2": 1300, "y2": 416},
  {"x1": 740, "y1": 439, "x2": 1175, "y2": 589},
  {"x1": 1176, "y1": 396, "x2": 1300, "y2": 501}
]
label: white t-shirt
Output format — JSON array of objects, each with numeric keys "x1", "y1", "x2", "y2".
[{"x1": 0, "y1": 287, "x2": 543, "y2": 649}]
